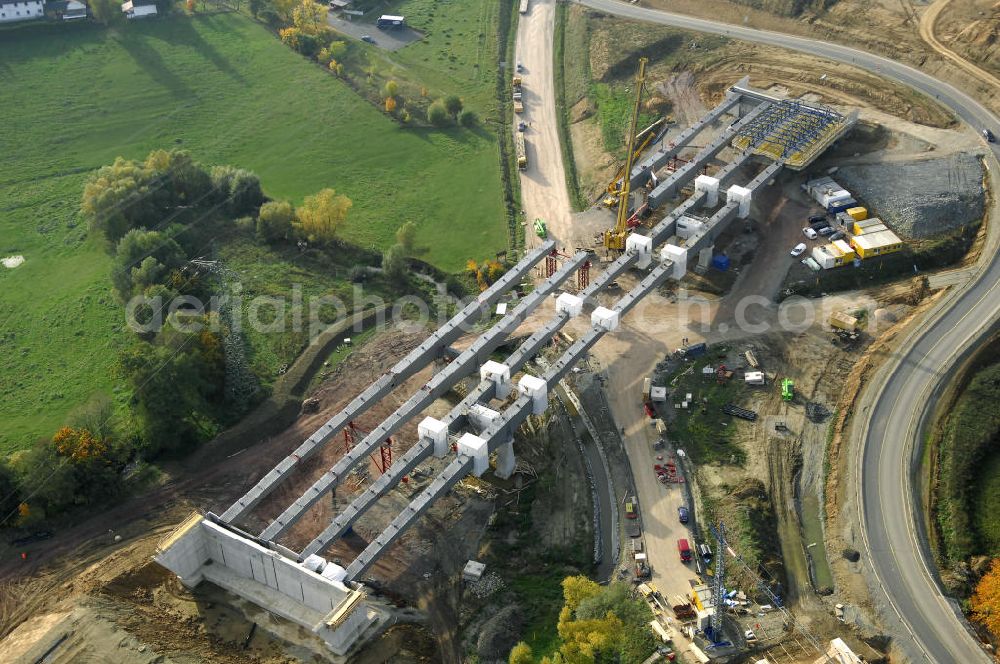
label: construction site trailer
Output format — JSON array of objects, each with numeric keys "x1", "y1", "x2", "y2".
[
  {"x1": 851, "y1": 228, "x2": 903, "y2": 259},
  {"x1": 853, "y1": 217, "x2": 887, "y2": 235}
]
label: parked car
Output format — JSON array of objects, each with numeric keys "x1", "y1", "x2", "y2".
[
  {"x1": 802, "y1": 227, "x2": 818, "y2": 240},
  {"x1": 829, "y1": 230, "x2": 846, "y2": 241},
  {"x1": 808, "y1": 214, "x2": 827, "y2": 224},
  {"x1": 516, "y1": 62, "x2": 525, "y2": 73},
  {"x1": 745, "y1": 629, "x2": 759, "y2": 643},
  {"x1": 361, "y1": 35, "x2": 376, "y2": 44},
  {"x1": 817, "y1": 225, "x2": 835, "y2": 236},
  {"x1": 517, "y1": 121, "x2": 527, "y2": 132},
  {"x1": 984, "y1": 128, "x2": 996, "y2": 143},
  {"x1": 677, "y1": 506, "x2": 689, "y2": 523},
  {"x1": 790, "y1": 243, "x2": 807, "y2": 257}
]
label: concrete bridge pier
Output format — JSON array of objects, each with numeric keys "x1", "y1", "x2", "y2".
[{"x1": 495, "y1": 435, "x2": 516, "y2": 479}]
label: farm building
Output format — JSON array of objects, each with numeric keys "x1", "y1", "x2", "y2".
[{"x1": 0, "y1": 0, "x2": 44, "y2": 22}]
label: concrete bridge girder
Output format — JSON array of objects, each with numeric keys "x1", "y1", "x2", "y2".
[
  {"x1": 258, "y1": 251, "x2": 590, "y2": 542},
  {"x1": 221, "y1": 241, "x2": 556, "y2": 525}
]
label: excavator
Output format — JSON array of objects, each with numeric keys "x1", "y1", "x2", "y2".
[
  {"x1": 603, "y1": 57, "x2": 648, "y2": 253},
  {"x1": 602, "y1": 115, "x2": 667, "y2": 208}
]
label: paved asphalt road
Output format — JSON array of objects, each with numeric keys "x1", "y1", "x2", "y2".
[{"x1": 575, "y1": 1, "x2": 1000, "y2": 661}]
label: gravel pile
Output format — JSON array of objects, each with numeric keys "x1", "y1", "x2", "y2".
[
  {"x1": 469, "y1": 572, "x2": 505, "y2": 599},
  {"x1": 837, "y1": 153, "x2": 984, "y2": 239}
]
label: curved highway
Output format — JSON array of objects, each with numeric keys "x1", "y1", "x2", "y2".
[{"x1": 573, "y1": 1, "x2": 1000, "y2": 661}]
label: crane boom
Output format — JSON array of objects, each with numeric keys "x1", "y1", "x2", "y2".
[{"x1": 604, "y1": 57, "x2": 648, "y2": 252}]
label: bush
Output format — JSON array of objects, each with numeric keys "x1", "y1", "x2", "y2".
[
  {"x1": 211, "y1": 165, "x2": 264, "y2": 217},
  {"x1": 257, "y1": 200, "x2": 295, "y2": 243},
  {"x1": 428, "y1": 100, "x2": 450, "y2": 127},
  {"x1": 458, "y1": 109, "x2": 478, "y2": 127},
  {"x1": 348, "y1": 265, "x2": 369, "y2": 283},
  {"x1": 444, "y1": 94, "x2": 463, "y2": 118},
  {"x1": 382, "y1": 243, "x2": 408, "y2": 283}
]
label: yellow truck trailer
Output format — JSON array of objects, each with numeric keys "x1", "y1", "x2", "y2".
[{"x1": 514, "y1": 131, "x2": 527, "y2": 169}]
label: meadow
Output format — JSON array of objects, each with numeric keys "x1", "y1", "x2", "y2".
[{"x1": 0, "y1": 10, "x2": 506, "y2": 451}]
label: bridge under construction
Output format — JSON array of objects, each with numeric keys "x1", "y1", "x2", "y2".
[{"x1": 154, "y1": 78, "x2": 853, "y2": 657}]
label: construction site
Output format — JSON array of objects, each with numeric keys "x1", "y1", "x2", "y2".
[{"x1": 4, "y1": 2, "x2": 1000, "y2": 664}]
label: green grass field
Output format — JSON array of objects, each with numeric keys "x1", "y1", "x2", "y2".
[
  {"x1": 973, "y1": 449, "x2": 1000, "y2": 555},
  {"x1": 0, "y1": 12, "x2": 505, "y2": 452}
]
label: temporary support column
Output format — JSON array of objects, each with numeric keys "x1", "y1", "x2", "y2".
[
  {"x1": 259, "y1": 251, "x2": 589, "y2": 541},
  {"x1": 221, "y1": 241, "x2": 554, "y2": 524},
  {"x1": 625, "y1": 234, "x2": 653, "y2": 269}
]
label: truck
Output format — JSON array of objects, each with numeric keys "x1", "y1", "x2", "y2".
[
  {"x1": 634, "y1": 553, "x2": 651, "y2": 580},
  {"x1": 642, "y1": 377, "x2": 652, "y2": 401},
  {"x1": 512, "y1": 76, "x2": 524, "y2": 113},
  {"x1": 677, "y1": 538, "x2": 692, "y2": 563},
  {"x1": 376, "y1": 14, "x2": 405, "y2": 29},
  {"x1": 518, "y1": 0, "x2": 529, "y2": 13},
  {"x1": 514, "y1": 131, "x2": 527, "y2": 169}
]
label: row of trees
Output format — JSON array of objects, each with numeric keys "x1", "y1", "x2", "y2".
[
  {"x1": 251, "y1": 0, "x2": 478, "y2": 128},
  {"x1": 509, "y1": 576, "x2": 657, "y2": 664}
]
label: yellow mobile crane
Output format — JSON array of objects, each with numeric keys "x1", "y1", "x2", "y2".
[
  {"x1": 603, "y1": 116, "x2": 666, "y2": 208},
  {"x1": 604, "y1": 57, "x2": 648, "y2": 253}
]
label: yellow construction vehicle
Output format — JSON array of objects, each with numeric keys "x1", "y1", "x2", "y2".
[
  {"x1": 603, "y1": 116, "x2": 666, "y2": 207},
  {"x1": 604, "y1": 57, "x2": 648, "y2": 253}
]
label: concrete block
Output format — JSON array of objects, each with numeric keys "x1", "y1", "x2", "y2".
[
  {"x1": 727, "y1": 185, "x2": 752, "y2": 218},
  {"x1": 463, "y1": 560, "x2": 486, "y2": 582},
  {"x1": 625, "y1": 233, "x2": 653, "y2": 269},
  {"x1": 457, "y1": 433, "x2": 490, "y2": 476},
  {"x1": 694, "y1": 174, "x2": 719, "y2": 207},
  {"x1": 468, "y1": 403, "x2": 502, "y2": 433},
  {"x1": 480, "y1": 359, "x2": 512, "y2": 399},
  {"x1": 518, "y1": 374, "x2": 548, "y2": 415},
  {"x1": 302, "y1": 554, "x2": 326, "y2": 574},
  {"x1": 591, "y1": 306, "x2": 620, "y2": 332},
  {"x1": 321, "y1": 563, "x2": 347, "y2": 583},
  {"x1": 555, "y1": 292, "x2": 584, "y2": 318},
  {"x1": 418, "y1": 416, "x2": 450, "y2": 458},
  {"x1": 660, "y1": 244, "x2": 688, "y2": 280}
]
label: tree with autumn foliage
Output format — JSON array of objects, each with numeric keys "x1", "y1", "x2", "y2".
[
  {"x1": 514, "y1": 576, "x2": 656, "y2": 664},
  {"x1": 296, "y1": 188, "x2": 352, "y2": 245},
  {"x1": 972, "y1": 558, "x2": 1000, "y2": 635},
  {"x1": 466, "y1": 258, "x2": 507, "y2": 291}
]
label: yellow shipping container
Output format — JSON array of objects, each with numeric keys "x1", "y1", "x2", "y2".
[{"x1": 847, "y1": 206, "x2": 867, "y2": 222}]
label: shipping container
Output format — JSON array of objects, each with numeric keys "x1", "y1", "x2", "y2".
[
  {"x1": 828, "y1": 198, "x2": 857, "y2": 214},
  {"x1": 846, "y1": 206, "x2": 867, "y2": 221},
  {"x1": 830, "y1": 311, "x2": 859, "y2": 331}
]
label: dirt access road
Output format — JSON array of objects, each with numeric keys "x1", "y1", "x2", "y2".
[{"x1": 515, "y1": 0, "x2": 574, "y2": 251}]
